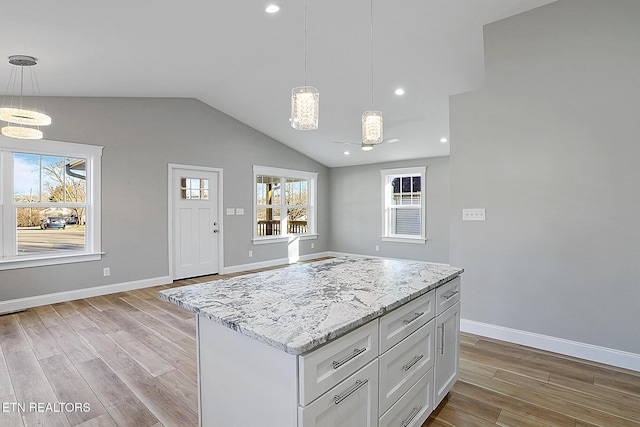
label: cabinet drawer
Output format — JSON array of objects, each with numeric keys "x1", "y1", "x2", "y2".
[
  {"x1": 299, "y1": 359, "x2": 379, "y2": 427},
  {"x1": 379, "y1": 319, "x2": 434, "y2": 416},
  {"x1": 379, "y1": 291, "x2": 435, "y2": 354},
  {"x1": 435, "y1": 277, "x2": 460, "y2": 316},
  {"x1": 379, "y1": 368, "x2": 433, "y2": 427},
  {"x1": 299, "y1": 320, "x2": 379, "y2": 405}
]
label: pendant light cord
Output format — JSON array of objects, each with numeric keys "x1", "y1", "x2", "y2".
[
  {"x1": 19, "y1": 65, "x2": 25, "y2": 109},
  {"x1": 304, "y1": 0, "x2": 308, "y2": 88},
  {"x1": 370, "y1": 0, "x2": 374, "y2": 109}
]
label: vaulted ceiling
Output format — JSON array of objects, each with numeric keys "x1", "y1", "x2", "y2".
[{"x1": 2, "y1": 0, "x2": 556, "y2": 167}]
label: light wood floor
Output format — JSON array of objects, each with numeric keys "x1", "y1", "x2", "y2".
[{"x1": 1, "y1": 263, "x2": 638, "y2": 426}]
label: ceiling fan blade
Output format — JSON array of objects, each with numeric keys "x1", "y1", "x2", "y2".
[
  {"x1": 382, "y1": 137, "x2": 400, "y2": 144},
  {"x1": 332, "y1": 141, "x2": 361, "y2": 146}
]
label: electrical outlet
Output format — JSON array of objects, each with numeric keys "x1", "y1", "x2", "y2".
[
  {"x1": 103, "y1": 267, "x2": 110, "y2": 277},
  {"x1": 375, "y1": 245, "x2": 380, "y2": 252},
  {"x1": 248, "y1": 250, "x2": 253, "y2": 258},
  {"x1": 462, "y1": 208, "x2": 486, "y2": 221},
  {"x1": 311, "y1": 243, "x2": 315, "y2": 249}
]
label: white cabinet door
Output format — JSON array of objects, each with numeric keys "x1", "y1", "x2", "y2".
[
  {"x1": 299, "y1": 360, "x2": 379, "y2": 427},
  {"x1": 434, "y1": 301, "x2": 460, "y2": 408}
]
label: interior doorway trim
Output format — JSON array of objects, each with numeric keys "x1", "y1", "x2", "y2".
[{"x1": 168, "y1": 163, "x2": 224, "y2": 280}]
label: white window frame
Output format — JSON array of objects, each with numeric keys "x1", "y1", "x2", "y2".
[
  {"x1": 252, "y1": 165, "x2": 318, "y2": 244},
  {"x1": 0, "y1": 136, "x2": 103, "y2": 270},
  {"x1": 381, "y1": 166, "x2": 426, "y2": 244}
]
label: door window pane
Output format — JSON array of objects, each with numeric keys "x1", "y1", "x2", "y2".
[{"x1": 181, "y1": 177, "x2": 209, "y2": 200}]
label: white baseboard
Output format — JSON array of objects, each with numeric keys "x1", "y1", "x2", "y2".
[
  {"x1": 0, "y1": 276, "x2": 172, "y2": 315},
  {"x1": 221, "y1": 251, "x2": 332, "y2": 275},
  {"x1": 1, "y1": 252, "x2": 328, "y2": 313},
  {"x1": 461, "y1": 319, "x2": 640, "y2": 372}
]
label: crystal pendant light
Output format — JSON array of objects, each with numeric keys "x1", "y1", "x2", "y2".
[
  {"x1": 362, "y1": 111, "x2": 383, "y2": 145},
  {"x1": 362, "y1": 0, "x2": 383, "y2": 145},
  {"x1": 0, "y1": 55, "x2": 51, "y2": 140},
  {"x1": 290, "y1": 0, "x2": 319, "y2": 130},
  {"x1": 291, "y1": 86, "x2": 319, "y2": 130}
]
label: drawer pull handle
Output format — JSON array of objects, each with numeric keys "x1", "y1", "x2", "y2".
[
  {"x1": 333, "y1": 379, "x2": 368, "y2": 405},
  {"x1": 332, "y1": 347, "x2": 366, "y2": 369},
  {"x1": 437, "y1": 325, "x2": 445, "y2": 354},
  {"x1": 403, "y1": 312, "x2": 424, "y2": 326},
  {"x1": 402, "y1": 354, "x2": 424, "y2": 371},
  {"x1": 442, "y1": 290, "x2": 459, "y2": 300},
  {"x1": 401, "y1": 406, "x2": 422, "y2": 426}
]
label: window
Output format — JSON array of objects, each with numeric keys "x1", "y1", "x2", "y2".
[
  {"x1": 181, "y1": 177, "x2": 209, "y2": 200},
  {"x1": 253, "y1": 165, "x2": 317, "y2": 242},
  {"x1": 1, "y1": 136, "x2": 103, "y2": 270},
  {"x1": 381, "y1": 166, "x2": 426, "y2": 243}
]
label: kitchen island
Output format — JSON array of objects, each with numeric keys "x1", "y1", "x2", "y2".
[{"x1": 160, "y1": 256, "x2": 463, "y2": 427}]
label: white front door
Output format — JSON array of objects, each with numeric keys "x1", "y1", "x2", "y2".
[{"x1": 172, "y1": 167, "x2": 221, "y2": 280}]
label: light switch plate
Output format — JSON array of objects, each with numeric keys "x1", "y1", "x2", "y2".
[
  {"x1": 236, "y1": 208, "x2": 244, "y2": 215},
  {"x1": 463, "y1": 208, "x2": 485, "y2": 221},
  {"x1": 226, "y1": 208, "x2": 235, "y2": 215}
]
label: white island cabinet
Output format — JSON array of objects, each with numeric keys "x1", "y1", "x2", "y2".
[{"x1": 160, "y1": 256, "x2": 463, "y2": 427}]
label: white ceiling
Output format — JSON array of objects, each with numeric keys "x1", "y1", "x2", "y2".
[{"x1": 2, "y1": 0, "x2": 555, "y2": 167}]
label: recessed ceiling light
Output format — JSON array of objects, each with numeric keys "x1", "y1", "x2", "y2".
[
  {"x1": 344, "y1": 151, "x2": 350, "y2": 156},
  {"x1": 440, "y1": 137, "x2": 448, "y2": 143},
  {"x1": 394, "y1": 88, "x2": 405, "y2": 96},
  {"x1": 265, "y1": 4, "x2": 280, "y2": 13}
]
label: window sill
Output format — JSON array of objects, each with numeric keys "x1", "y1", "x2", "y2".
[
  {"x1": 252, "y1": 234, "x2": 318, "y2": 245},
  {"x1": 381, "y1": 236, "x2": 427, "y2": 244},
  {"x1": 0, "y1": 252, "x2": 104, "y2": 271}
]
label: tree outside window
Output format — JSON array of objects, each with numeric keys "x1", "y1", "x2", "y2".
[
  {"x1": 253, "y1": 166, "x2": 317, "y2": 241},
  {"x1": 1, "y1": 138, "x2": 102, "y2": 270}
]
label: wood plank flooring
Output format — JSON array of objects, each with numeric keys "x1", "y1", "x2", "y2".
[{"x1": 1, "y1": 262, "x2": 639, "y2": 426}]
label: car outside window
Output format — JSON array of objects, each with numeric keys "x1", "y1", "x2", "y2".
[{"x1": 0, "y1": 137, "x2": 103, "y2": 270}]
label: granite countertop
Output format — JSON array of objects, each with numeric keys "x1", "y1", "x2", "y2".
[{"x1": 160, "y1": 256, "x2": 463, "y2": 355}]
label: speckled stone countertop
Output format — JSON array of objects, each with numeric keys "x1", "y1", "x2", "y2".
[{"x1": 160, "y1": 256, "x2": 463, "y2": 355}]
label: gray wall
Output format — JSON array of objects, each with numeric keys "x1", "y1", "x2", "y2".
[
  {"x1": 329, "y1": 157, "x2": 450, "y2": 263},
  {"x1": 450, "y1": 0, "x2": 640, "y2": 353},
  {"x1": 1, "y1": 97, "x2": 329, "y2": 301}
]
